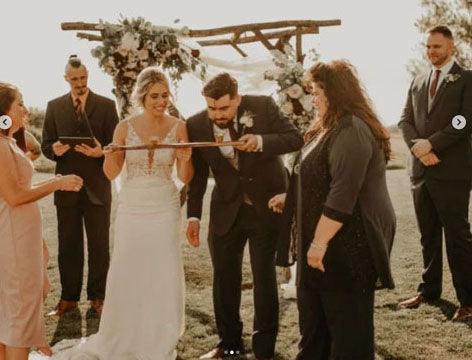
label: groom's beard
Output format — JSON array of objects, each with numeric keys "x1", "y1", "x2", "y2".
[{"x1": 213, "y1": 118, "x2": 233, "y2": 129}]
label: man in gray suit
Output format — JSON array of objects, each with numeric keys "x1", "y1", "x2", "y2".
[
  {"x1": 398, "y1": 25, "x2": 472, "y2": 321},
  {"x1": 42, "y1": 56, "x2": 119, "y2": 315}
]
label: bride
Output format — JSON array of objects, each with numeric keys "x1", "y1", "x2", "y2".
[{"x1": 41, "y1": 67, "x2": 193, "y2": 360}]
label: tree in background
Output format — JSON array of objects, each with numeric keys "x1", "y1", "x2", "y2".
[
  {"x1": 410, "y1": 0, "x2": 472, "y2": 75},
  {"x1": 27, "y1": 107, "x2": 45, "y2": 142}
]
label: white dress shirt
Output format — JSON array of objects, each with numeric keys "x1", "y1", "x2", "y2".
[{"x1": 188, "y1": 117, "x2": 263, "y2": 222}]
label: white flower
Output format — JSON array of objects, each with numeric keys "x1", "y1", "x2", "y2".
[
  {"x1": 180, "y1": 26, "x2": 190, "y2": 36},
  {"x1": 287, "y1": 84, "x2": 304, "y2": 99},
  {"x1": 121, "y1": 32, "x2": 140, "y2": 51},
  {"x1": 445, "y1": 73, "x2": 461, "y2": 83},
  {"x1": 299, "y1": 95, "x2": 314, "y2": 112},
  {"x1": 239, "y1": 111, "x2": 254, "y2": 128},
  {"x1": 281, "y1": 102, "x2": 293, "y2": 115}
]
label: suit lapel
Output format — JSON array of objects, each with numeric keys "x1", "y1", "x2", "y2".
[
  {"x1": 84, "y1": 91, "x2": 98, "y2": 120},
  {"x1": 236, "y1": 96, "x2": 247, "y2": 135},
  {"x1": 428, "y1": 62, "x2": 461, "y2": 115},
  {"x1": 420, "y1": 73, "x2": 430, "y2": 114}
]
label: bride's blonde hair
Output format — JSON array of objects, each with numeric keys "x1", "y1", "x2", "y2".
[{"x1": 131, "y1": 67, "x2": 172, "y2": 109}]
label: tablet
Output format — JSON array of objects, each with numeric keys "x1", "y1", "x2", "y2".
[{"x1": 59, "y1": 136, "x2": 95, "y2": 147}]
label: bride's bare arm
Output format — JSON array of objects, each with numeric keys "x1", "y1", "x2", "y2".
[
  {"x1": 103, "y1": 121, "x2": 127, "y2": 180},
  {"x1": 175, "y1": 121, "x2": 194, "y2": 184}
]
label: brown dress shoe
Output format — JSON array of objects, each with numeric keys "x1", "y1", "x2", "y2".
[
  {"x1": 90, "y1": 299, "x2": 104, "y2": 314},
  {"x1": 47, "y1": 300, "x2": 78, "y2": 316},
  {"x1": 452, "y1": 306, "x2": 472, "y2": 321},
  {"x1": 200, "y1": 347, "x2": 244, "y2": 359},
  {"x1": 398, "y1": 294, "x2": 424, "y2": 309}
]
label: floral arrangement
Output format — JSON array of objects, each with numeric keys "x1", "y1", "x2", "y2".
[
  {"x1": 91, "y1": 16, "x2": 206, "y2": 118},
  {"x1": 264, "y1": 45, "x2": 318, "y2": 133}
]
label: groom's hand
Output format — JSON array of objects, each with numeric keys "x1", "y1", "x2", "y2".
[
  {"x1": 186, "y1": 220, "x2": 200, "y2": 247},
  {"x1": 235, "y1": 134, "x2": 259, "y2": 152}
]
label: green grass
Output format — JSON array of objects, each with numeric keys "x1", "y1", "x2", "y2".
[{"x1": 35, "y1": 133, "x2": 472, "y2": 359}]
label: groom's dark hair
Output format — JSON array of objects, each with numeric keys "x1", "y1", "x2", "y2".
[
  {"x1": 202, "y1": 73, "x2": 238, "y2": 100},
  {"x1": 428, "y1": 25, "x2": 453, "y2": 40}
]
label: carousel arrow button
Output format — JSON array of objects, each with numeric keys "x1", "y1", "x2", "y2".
[
  {"x1": 0, "y1": 115, "x2": 12, "y2": 130},
  {"x1": 452, "y1": 115, "x2": 466, "y2": 130}
]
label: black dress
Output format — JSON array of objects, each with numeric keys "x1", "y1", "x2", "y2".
[{"x1": 277, "y1": 114, "x2": 396, "y2": 291}]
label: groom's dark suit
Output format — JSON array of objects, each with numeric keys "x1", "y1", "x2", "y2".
[
  {"x1": 187, "y1": 95, "x2": 303, "y2": 358},
  {"x1": 42, "y1": 91, "x2": 119, "y2": 301},
  {"x1": 399, "y1": 62, "x2": 472, "y2": 306}
]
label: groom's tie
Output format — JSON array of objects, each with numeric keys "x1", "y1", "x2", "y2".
[
  {"x1": 430, "y1": 69, "x2": 441, "y2": 98},
  {"x1": 228, "y1": 120, "x2": 239, "y2": 141}
]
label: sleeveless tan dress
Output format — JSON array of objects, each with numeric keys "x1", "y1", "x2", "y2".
[{"x1": 0, "y1": 137, "x2": 47, "y2": 348}]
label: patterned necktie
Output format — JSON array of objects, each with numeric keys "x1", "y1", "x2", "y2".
[
  {"x1": 74, "y1": 98, "x2": 82, "y2": 117},
  {"x1": 430, "y1": 69, "x2": 441, "y2": 98}
]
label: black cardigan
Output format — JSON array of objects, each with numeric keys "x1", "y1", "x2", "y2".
[{"x1": 276, "y1": 115, "x2": 396, "y2": 291}]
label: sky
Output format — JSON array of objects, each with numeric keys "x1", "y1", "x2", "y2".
[{"x1": 1, "y1": 0, "x2": 426, "y2": 125}]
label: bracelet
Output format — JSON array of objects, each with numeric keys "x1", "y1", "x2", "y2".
[{"x1": 310, "y1": 242, "x2": 328, "y2": 250}]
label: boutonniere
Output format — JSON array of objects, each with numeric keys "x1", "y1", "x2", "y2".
[
  {"x1": 239, "y1": 110, "x2": 254, "y2": 131},
  {"x1": 445, "y1": 73, "x2": 461, "y2": 83}
]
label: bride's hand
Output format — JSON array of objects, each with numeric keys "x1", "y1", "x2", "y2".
[
  {"x1": 176, "y1": 141, "x2": 192, "y2": 162},
  {"x1": 103, "y1": 143, "x2": 121, "y2": 155}
]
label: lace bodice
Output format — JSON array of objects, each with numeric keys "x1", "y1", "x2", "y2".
[{"x1": 125, "y1": 120, "x2": 178, "y2": 183}]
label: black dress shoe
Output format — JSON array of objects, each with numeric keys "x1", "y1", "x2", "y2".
[{"x1": 199, "y1": 347, "x2": 245, "y2": 359}]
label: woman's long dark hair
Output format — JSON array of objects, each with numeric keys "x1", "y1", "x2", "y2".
[
  {"x1": 0, "y1": 82, "x2": 26, "y2": 151},
  {"x1": 308, "y1": 60, "x2": 391, "y2": 161}
]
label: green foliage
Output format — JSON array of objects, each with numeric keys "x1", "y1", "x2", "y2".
[
  {"x1": 410, "y1": 0, "x2": 472, "y2": 76},
  {"x1": 27, "y1": 107, "x2": 44, "y2": 142}
]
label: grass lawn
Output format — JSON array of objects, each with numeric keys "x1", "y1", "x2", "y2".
[{"x1": 35, "y1": 132, "x2": 472, "y2": 359}]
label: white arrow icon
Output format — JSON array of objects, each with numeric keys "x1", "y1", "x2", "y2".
[
  {"x1": 452, "y1": 115, "x2": 466, "y2": 130},
  {"x1": 0, "y1": 115, "x2": 12, "y2": 130}
]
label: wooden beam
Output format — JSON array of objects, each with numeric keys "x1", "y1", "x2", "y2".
[
  {"x1": 296, "y1": 28, "x2": 304, "y2": 63},
  {"x1": 252, "y1": 29, "x2": 275, "y2": 50},
  {"x1": 77, "y1": 32, "x2": 103, "y2": 41},
  {"x1": 76, "y1": 26, "x2": 319, "y2": 47},
  {"x1": 231, "y1": 43, "x2": 248, "y2": 57},
  {"x1": 188, "y1": 20, "x2": 340, "y2": 37},
  {"x1": 61, "y1": 19, "x2": 341, "y2": 37},
  {"x1": 198, "y1": 27, "x2": 318, "y2": 47},
  {"x1": 231, "y1": 31, "x2": 242, "y2": 43},
  {"x1": 62, "y1": 22, "x2": 102, "y2": 31},
  {"x1": 275, "y1": 35, "x2": 291, "y2": 52}
]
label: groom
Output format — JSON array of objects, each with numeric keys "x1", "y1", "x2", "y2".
[{"x1": 186, "y1": 73, "x2": 303, "y2": 359}]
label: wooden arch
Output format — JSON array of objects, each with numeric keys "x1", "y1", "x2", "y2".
[{"x1": 62, "y1": 19, "x2": 341, "y2": 63}]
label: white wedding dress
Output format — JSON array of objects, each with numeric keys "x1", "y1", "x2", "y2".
[{"x1": 31, "y1": 120, "x2": 185, "y2": 360}]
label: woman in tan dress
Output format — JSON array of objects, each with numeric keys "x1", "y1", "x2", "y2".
[{"x1": 0, "y1": 83, "x2": 83, "y2": 360}]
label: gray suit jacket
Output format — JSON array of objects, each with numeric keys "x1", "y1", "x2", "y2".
[{"x1": 399, "y1": 62, "x2": 472, "y2": 180}]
